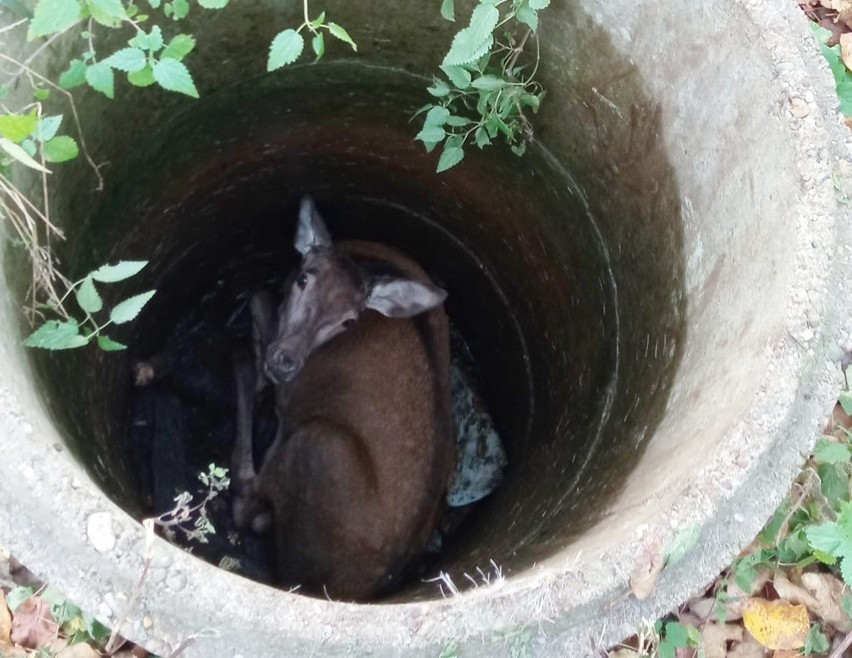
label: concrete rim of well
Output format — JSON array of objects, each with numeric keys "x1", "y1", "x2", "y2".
[{"x1": 0, "y1": 0, "x2": 851, "y2": 656}]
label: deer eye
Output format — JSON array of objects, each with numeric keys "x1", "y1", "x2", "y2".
[
  {"x1": 296, "y1": 273, "x2": 308, "y2": 289},
  {"x1": 342, "y1": 318, "x2": 356, "y2": 328}
]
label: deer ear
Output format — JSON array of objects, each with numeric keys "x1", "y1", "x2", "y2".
[
  {"x1": 365, "y1": 279, "x2": 447, "y2": 318},
  {"x1": 295, "y1": 196, "x2": 332, "y2": 254}
]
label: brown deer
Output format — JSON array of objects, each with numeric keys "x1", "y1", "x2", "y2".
[{"x1": 231, "y1": 197, "x2": 455, "y2": 600}]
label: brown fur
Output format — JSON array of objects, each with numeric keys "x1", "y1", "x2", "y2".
[{"x1": 241, "y1": 240, "x2": 454, "y2": 600}]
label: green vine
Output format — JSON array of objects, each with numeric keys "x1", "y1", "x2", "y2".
[
  {"x1": 416, "y1": 0, "x2": 549, "y2": 172},
  {"x1": 0, "y1": 0, "x2": 550, "y2": 350}
]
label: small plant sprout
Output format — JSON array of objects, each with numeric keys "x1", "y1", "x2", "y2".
[
  {"x1": 23, "y1": 260, "x2": 155, "y2": 351},
  {"x1": 266, "y1": 0, "x2": 357, "y2": 71},
  {"x1": 416, "y1": 0, "x2": 549, "y2": 172},
  {"x1": 153, "y1": 464, "x2": 230, "y2": 544}
]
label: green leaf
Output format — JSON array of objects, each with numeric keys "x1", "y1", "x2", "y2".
[
  {"x1": 128, "y1": 65, "x2": 156, "y2": 87},
  {"x1": 28, "y1": 0, "x2": 83, "y2": 39},
  {"x1": 437, "y1": 144, "x2": 464, "y2": 172},
  {"x1": 97, "y1": 334, "x2": 127, "y2": 351},
  {"x1": 7, "y1": 586, "x2": 34, "y2": 612},
  {"x1": 130, "y1": 25, "x2": 164, "y2": 51},
  {"x1": 85, "y1": 61, "x2": 115, "y2": 98},
  {"x1": 90, "y1": 260, "x2": 148, "y2": 282},
  {"x1": 44, "y1": 135, "x2": 79, "y2": 162},
  {"x1": 19, "y1": 138, "x2": 36, "y2": 157},
  {"x1": 24, "y1": 319, "x2": 89, "y2": 349},
  {"x1": 520, "y1": 91, "x2": 541, "y2": 112},
  {"x1": 841, "y1": 390, "x2": 852, "y2": 415},
  {"x1": 110, "y1": 290, "x2": 156, "y2": 324},
  {"x1": 161, "y1": 33, "x2": 195, "y2": 61},
  {"x1": 445, "y1": 115, "x2": 472, "y2": 127},
  {"x1": 474, "y1": 125, "x2": 490, "y2": 147},
  {"x1": 663, "y1": 622, "x2": 691, "y2": 648},
  {"x1": 511, "y1": 142, "x2": 526, "y2": 156},
  {"x1": 840, "y1": 547, "x2": 852, "y2": 587},
  {"x1": 0, "y1": 137, "x2": 51, "y2": 172},
  {"x1": 427, "y1": 80, "x2": 451, "y2": 97},
  {"x1": 440, "y1": 0, "x2": 454, "y2": 21},
  {"x1": 424, "y1": 105, "x2": 450, "y2": 128},
  {"x1": 806, "y1": 521, "x2": 845, "y2": 555},
  {"x1": 821, "y1": 462, "x2": 850, "y2": 509},
  {"x1": 441, "y1": 65, "x2": 471, "y2": 89},
  {"x1": 59, "y1": 59, "x2": 87, "y2": 89},
  {"x1": 327, "y1": 22, "x2": 357, "y2": 51},
  {"x1": 86, "y1": 0, "x2": 127, "y2": 26},
  {"x1": 170, "y1": 0, "x2": 189, "y2": 19},
  {"x1": 309, "y1": 10, "x2": 326, "y2": 29},
  {"x1": 842, "y1": 593, "x2": 852, "y2": 619},
  {"x1": 34, "y1": 115, "x2": 62, "y2": 142},
  {"x1": 311, "y1": 32, "x2": 325, "y2": 62},
  {"x1": 528, "y1": 0, "x2": 550, "y2": 8},
  {"x1": 152, "y1": 58, "x2": 199, "y2": 97},
  {"x1": 472, "y1": 74, "x2": 508, "y2": 91},
  {"x1": 814, "y1": 438, "x2": 852, "y2": 464},
  {"x1": 0, "y1": 111, "x2": 38, "y2": 142},
  {"x1": 416, "y1": 125, "x2": 446, "y2": 143},
  {"x1": 75, "y1": 276, "x2": 102, "y2": 313},
  {"x1": 658, "y1": 639, "x2": 675, "y2": 658},
  {"x1": 442, "y1": 4, "x2": 498, "y2": 66},
  {"x1": 267, "y1": 29, "x2": 304, "y2": 71},
  {"x1": 664, "y1": 525, "x2": 701, "y2": 566},
  {"x1": 804, "y1": 623, "x2": 830, "y2": 655},
  {"x1": 198, "y1": 0, "x2": 228, "y2": 7},
  {"x1": 33, "y1": 87, "x2": 50, "y2": 101},
  {"x1": 103, "y1": 47, "x2": 147, "y2": 72},
  {"x1": 515, "y1": 5, "x2": 538, "y2": 31}
]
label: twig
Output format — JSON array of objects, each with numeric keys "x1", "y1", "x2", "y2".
[
  {"x1": 0, "y1": 18, "x2": 27, "y2": 35},
  {"x1": 774, "y1": 479, "x2": 811, "y2": 546},
  {"x1": 830, "y1": 630, "x2": 852, "y2": 658},
  {"x1": 505, "y1": 27, "x2": 532, "y2": 74},
  {"x1": 0, "y1": 51, "x2": 105, "y2": 189},
  {"x1": 4, "y1": 25, "x2": 79, "y2": 88},
  {"x1": 105, "y1": 519, "x2": 156, "y2": 654},
  {"x1": 163, "y1": 629, "x2": 219, "y2": 658}
]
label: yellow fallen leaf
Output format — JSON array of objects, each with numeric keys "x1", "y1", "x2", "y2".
[
  {"x1": 742, "y1": 598, "x2": 809, "y2": 650},
  {"x1": 841, "y1": 32, "x2": 852, "y2": 71},
  {"x1": 0, "y1": 590, "x2": 10, "y2": 644}
]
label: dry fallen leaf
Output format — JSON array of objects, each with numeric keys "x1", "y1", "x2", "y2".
[
  {"x1": 800, "y1": 571, "x2": 852, "y2": 632},
  {"x1": 56, "y1": 643, "x2": 102, "y2": 658},
  {"x1": 727, "y1": 634, "x2": 767, "y2": 658},
  {"x1": 700, "y1": 622, "x2": 743, "y2": 658},
  {"x1": 724, "y1": 570, "x2": 773, "y2": 621},
  {"x1": 629, "y1": 535, "x2": 665, "y2": 600},
  {"x1": 10, "y1": 595, "x2": 59, "y2": 649},
  {"x1": 826, "y1": 0, "x2": 852, "y2": 28},
  {"x1": 607, "y1": 650, "x2": 640, "y2": 658},
  {"x1": 0, "y1": 589, "x2": 11, "y2": 644},
  {"x1": 841, "y1": 32, "x2": 852, "y2": 70},
  {"x1": 771, "y1": 650, "x2": 800, "y2": 658},
  {"x1": 742, "y1": 598, "x2": 809, "y2": 650}
]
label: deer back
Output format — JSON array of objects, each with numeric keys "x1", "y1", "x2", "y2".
[{"x1": 257, "y1": 240, "x2": 454, "y2": 599}]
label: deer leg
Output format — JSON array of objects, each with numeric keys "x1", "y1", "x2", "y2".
[
  {"x1": 231, "y1": 291, "x2": 280, "y2": 530},
  {"x1": 250, "y1": 291, "x2": 277, "y2": 393},
  {"x1": 231, "y1": 352, "x2": 262, "y2": 529}
]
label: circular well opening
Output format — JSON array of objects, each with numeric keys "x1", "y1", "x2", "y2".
[{"x1": 21, "y1": 2, "x2": 685, "y2": 607}]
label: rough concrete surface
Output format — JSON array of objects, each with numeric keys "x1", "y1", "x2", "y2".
[{"x1": 0, "y1": 0, "x2": 850, "y2": 656}]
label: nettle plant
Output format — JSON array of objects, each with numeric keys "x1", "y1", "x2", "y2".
[{"x1": 1, "y1": 0, "x2": 548, "y2": 351}]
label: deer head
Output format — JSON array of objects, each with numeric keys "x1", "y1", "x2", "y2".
[{"x1": 264, "y1": 197, "x2": 447, "y2": 384}]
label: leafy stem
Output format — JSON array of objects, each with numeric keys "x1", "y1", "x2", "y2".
[
  {"x1": 417, "y1": 0, "x2": 550, "y2": 172},
  {"x1": 266, "y1": 0, "x2": 357, "y2": 71}
]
